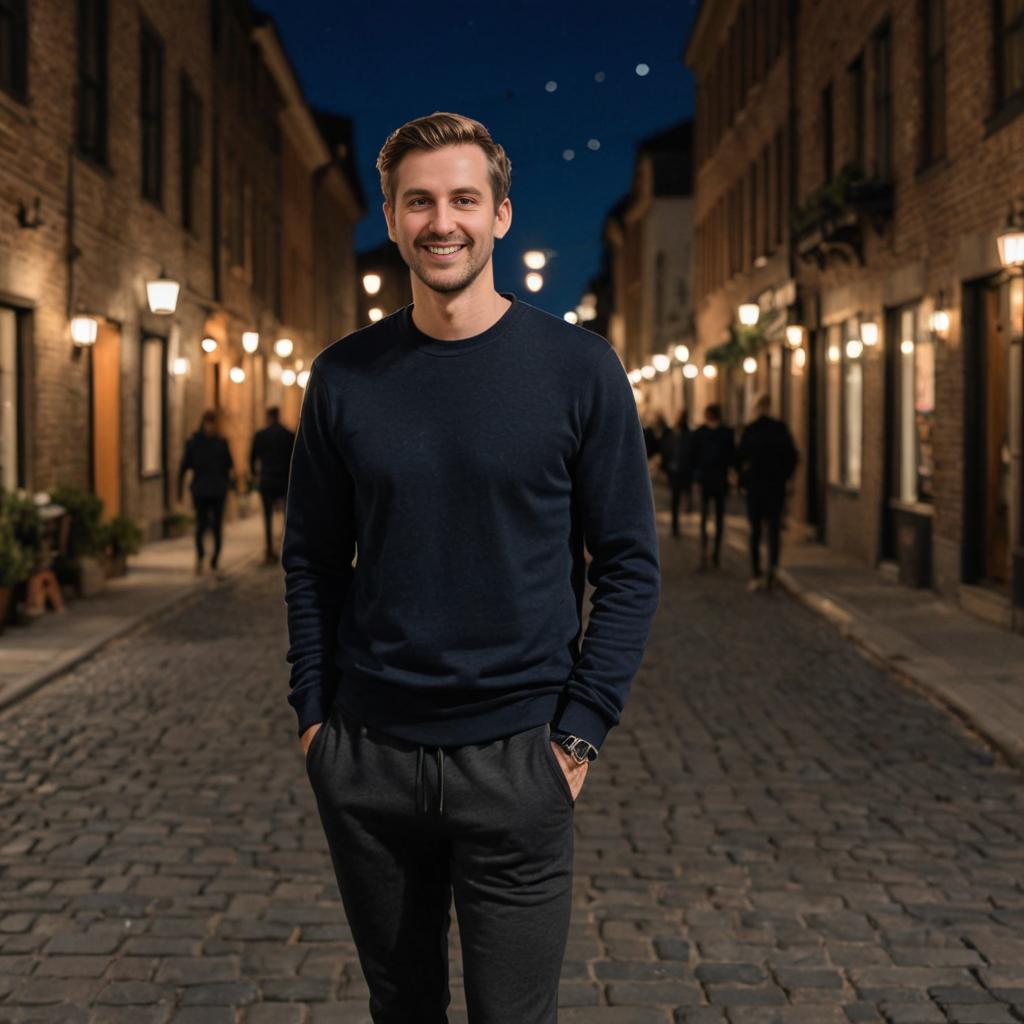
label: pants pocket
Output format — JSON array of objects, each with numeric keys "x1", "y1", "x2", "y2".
[{"x1": 539, "y1": 725, "x2": 576, "y2": 809}]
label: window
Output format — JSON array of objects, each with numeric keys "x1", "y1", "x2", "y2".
[
  {"x1": 0, "y1": 0, "x2": 27, "y2": 101},
  {"x1": 140, "y1": 334, "x2": 165, "y2": 477},
  {"x1": 0, "y1": 306, "x2": 21, "y2": 492},
  {"x1": 849, "y1": 53, "x2": 865, "y2": 170},
  {"x1": 825, "y1": 317, "x2": 863, "y2": 489},
  {"x1": 874, "y1": 20, "x2": 893, "y2": 179},
  {"x1": 140, "y1": 25, "x2": 164, "y2": 204},
  {"x1": 774, "y1": 127, "x2": 785, "y2": 247},
  {"x1": 748, "y1": 163, "x2": 758, "y2": 266},
  {"x1": 821, "y1": 82, "x2": 834, "y2": 183},
  {"x1": 180, "y1": 74, "x2": 202, "y2": 232},
  {"x1": 995, "y1": 0, "x2": 1024, "y2": 110},
  {"x1": 895, "y1": 305, "x2": 935, "y2": 503},
  {"x1": 760, "y1": 146, "x2": 770, "y2": 256},
  {"x1": 77, "y1": 0, "x2": 108, "y2": 162},
  {"x1": 922, "y1": 0, "x2": 947, "y2": 164}
]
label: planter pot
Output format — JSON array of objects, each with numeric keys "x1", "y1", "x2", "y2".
[
  {"x1": 77, "y1": 555, "x2": 107, "y2": 598},
  {"x1": 104, "y1": 553, "x2": 127, "y2": 579}
]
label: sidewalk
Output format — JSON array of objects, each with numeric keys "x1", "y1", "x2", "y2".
[
  {"x1": 656, "y1": 479, "x2": 1024, "y2": 767},
  {"x1": 0, "y1": 511, "x2": 267, "y2": 712}
]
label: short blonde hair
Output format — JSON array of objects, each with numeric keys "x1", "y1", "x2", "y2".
[{"x1": 376, "y1": 111, "x2": 512, "y2": 210}]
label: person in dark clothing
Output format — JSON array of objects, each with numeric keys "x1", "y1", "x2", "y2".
[
  {"x1": 736, "y1": 394, "x2": 799, "y2": 591},
  {"x1": 659, "y1": 410, "x2": 692, "y2": 538},
  {"x1": 249, "y1": 407, "x2": 295, "y2": 562},
  {"x1": 689, "y1": 402, "x2": 734, "y2": 568},
  {"x1": 283, "y1": 113, "x2": 659, "y2": 1024},
  {"x1": 177, "y1": 410, "x2": 235, "y2": 575}
]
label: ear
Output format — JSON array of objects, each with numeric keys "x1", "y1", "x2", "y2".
[
  {"x1": 493, "y1": 197, "x2": 512, "y2": 240},
  {"x1": 383, "y1": 201, "x2": 397, "y2": 243}
]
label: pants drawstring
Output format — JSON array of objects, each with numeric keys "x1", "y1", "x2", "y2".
[
  {"x1": 414, "y1": 745, "x2": 445, "y2": 816},
  {"x1": 437, "y1": 748, "x2": 445, "y2": 815}
]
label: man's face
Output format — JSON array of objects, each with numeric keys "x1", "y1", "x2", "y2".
[{"x1": 384, "y1": 144, "x2": 511, "y2": 295}]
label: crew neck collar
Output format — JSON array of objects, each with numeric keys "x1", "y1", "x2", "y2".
[{"x1": 404, "y1": 293, "x2": 523, "y2": 357}]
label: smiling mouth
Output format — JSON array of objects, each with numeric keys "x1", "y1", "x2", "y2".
[{"x1": 421, "y1": 243, "x2": 466, "y2": 258}]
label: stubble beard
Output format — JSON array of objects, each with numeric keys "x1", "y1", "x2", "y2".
[{"x1": 402, "y1": 235, "x2": 494, "y2": 296}]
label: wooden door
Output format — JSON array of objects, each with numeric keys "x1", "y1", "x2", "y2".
[
  {"x1": 984, "y1": 287, "x2": 1011, "y2": 582},
  {"x1": 91, "y1": 322, "x2": 121, "y2": 518}
]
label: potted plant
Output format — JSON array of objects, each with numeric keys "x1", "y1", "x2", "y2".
[
  {"x1": 51, "y1": 483, "x2": 107, "y2": 598},
  {"x1": 0, "y1": 513, "x2": 31, "y2": 634},
  {"x1": 162, "y1": 510, "x2": 194, "y2": 539},
  {"x1": 100, "y1": 515, "x2": 143, "y2": 578}
]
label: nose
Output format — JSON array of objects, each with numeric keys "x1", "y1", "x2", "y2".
[{"x1": 430, "y1": 204, "x2": 456, "y2": 236}]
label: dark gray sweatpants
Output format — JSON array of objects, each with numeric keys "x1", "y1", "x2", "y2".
[{"x1": 305, "y1": 704, "x2": 576, "y2": 1023}]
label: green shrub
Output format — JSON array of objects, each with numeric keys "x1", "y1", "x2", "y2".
[
  {"x1": 51, "y1": 483, "x2": 106, "y2": 558},
  {"x1": 0, "y1": 515, "x2": 31, "y2": 586},
  {"x1": 100, "y1": 516, "x2": 143, "y2": 558}
]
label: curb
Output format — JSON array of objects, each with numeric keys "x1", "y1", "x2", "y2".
[{"x1": 0, "y1": 544, "x2": 265, "y2": 715}]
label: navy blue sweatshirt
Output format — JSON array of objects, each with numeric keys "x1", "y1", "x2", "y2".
[{"x1": 282, "y1": 295, "x2": 660, "y2": 749}]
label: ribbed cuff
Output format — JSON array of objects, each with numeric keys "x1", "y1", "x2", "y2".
[
  {"x1": 290, "y1": 686, "x2": 329, "y2": 737},
  {"x1": 551, "y1": 699, "x2": 611, "y2": 751}
]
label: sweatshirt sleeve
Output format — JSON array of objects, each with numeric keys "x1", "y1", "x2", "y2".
[
  {"x1": 552, "y1": 346, "x2": 661, "y2": 749},
  {"x1": 281, "y1": 361, "x2": 357, "y2": 735}
]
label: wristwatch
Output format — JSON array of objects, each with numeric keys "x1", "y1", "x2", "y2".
[{"x1": 553, "y1": 732, "x2": 599, "y2": 765}]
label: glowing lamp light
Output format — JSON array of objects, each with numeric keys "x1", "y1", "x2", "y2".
[
  {"x1": 930, "y1": 308, "x2": 950, "y2": 334},
  {"x1": 846, "y1": 338, "x2": 864, "y2": 359},
  {"x1": 742, "y1": 356, "x2": 758, "y2": 375},
  {"x1": 523, "y1": 250, "x2": 547, "y2": 270},
  {"x1": 785, "y1": 324, "x2": 804, "y2": 349},
  {"x1": 901, "y1": 338, "x2": 915, "y2": 355},
  {"x1": 673, "y1": 344, "x2": 690, "y2": 363},
  {"x1": 297, "y1": 369, "x2": 310, "y2": 388},
  {"x1": 860, "y1": 321, "x2": 879, "y2": 347},
  {"x1": 281, "y1": 368, "x2": 297, "y2": 387},
  {"x1": 274, "y1": 337, "x2": 294, "y2": 358},
  {"x1": 70, "y1": 316, "x2": 98, "y2": 346},
  {"x1": 640, "y1": 365, "x2": 656, "y2": 380},
  {"x1": 267, "y1": 360, "x2": 283, "y2": 381},
  {"x1": 362, "y1": 273, "x2": 382, "y2": 295},
  {"x1": 793, "y1": 347, "x2": 807, "y2": 370},
  {"x1": 827, "y1": 344, "x2": 841, "y2": 363},
  {"x1": 368, "y1": 308, "x2": 384, "y2": 323},
  {"x1": 563, "y1": 310, "x2": 579, "y2": 324},
  {"x1": 703, "y1": 364, "x2": 718, "y2": 379},
  {"x1": 525, "y1": 271, "x2": 544, "y2": 293},
  {"x1": 242, "y1": 331, "x2": 259, "y2": 353},
  {"x1": 738, "y1": 303, "x2": 760, "y2": 326},
  {"x1": 229, "y1": 366, "x2": 246, "y2": 384},
  {"x1": 145, "y1": 274, "x2": 180, "y2": 315},
  {"x1": 997, "y1": 220, "x2": 1024, "y2": 268},
  {"x1": 683, "y1": 363, "x2": 699, "y2": 379},
  {"x1": 627, "y1": 369, "x2": 643, "y2": 384},
  {"x1": 201, "y1": 337, "x2": 218, "y2": 354},
  {"x1": 171, "y1": 357, "x2": 189, "y2": 377},
  {"x1": 652, "y1": 354, "x2": 671, "y2": 373}
]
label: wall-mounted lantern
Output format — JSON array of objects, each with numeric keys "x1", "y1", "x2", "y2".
[{"x1": 145, "y1": 272, "x2": 180, "y2": 315}]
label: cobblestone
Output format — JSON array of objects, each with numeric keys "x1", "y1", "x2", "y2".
[{"x1": 0, "y1": 530, "x2": 1023, "y2": 1020}]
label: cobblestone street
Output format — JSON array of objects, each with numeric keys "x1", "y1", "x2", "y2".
[{"x1": 2, "y1": 525, "x2": 1023, "y2": 1024}]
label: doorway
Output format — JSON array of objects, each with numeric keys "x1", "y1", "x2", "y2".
[
  {"x1": 964, "y1": 277, "x2": 1019, "y2": 588},
  {"x1": 90, "y1": 321, "x2": 121, "y2": 517}
]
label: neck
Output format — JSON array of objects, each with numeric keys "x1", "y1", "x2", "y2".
[{"x1": 409, "y1": 267, "x2": 511, "y2": 340}]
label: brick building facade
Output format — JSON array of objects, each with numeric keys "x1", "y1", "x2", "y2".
[
  {"x1": 0, "y1": 0, "x2": 363, "y2": 540},
  {"x1": 684, "y1": 0, "x2": 1024, "y2": 631}
]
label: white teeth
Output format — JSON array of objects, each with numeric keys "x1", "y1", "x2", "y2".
[{"x1": 427, "y1": 245, "x2": 461, "y2": 255}]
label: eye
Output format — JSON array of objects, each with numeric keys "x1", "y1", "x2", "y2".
[
  {"x1": 454, "y1": 197, "x2": 476, "y2": 206},
  {"x1": 409, "y1": 198, "x2": 429, "y2": 207}
]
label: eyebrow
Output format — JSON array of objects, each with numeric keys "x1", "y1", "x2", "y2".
[{"x1": 400, "y1": 186, "x2": 485, "y2": 200}]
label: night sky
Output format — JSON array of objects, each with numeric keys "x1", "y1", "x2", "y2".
[{"x1": 253, "y1": 0, "x2": 699, "y2": 319}]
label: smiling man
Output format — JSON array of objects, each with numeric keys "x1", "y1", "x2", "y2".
[{"x1": 282, "y1": 112, "x2": 660, "y2": 1023}]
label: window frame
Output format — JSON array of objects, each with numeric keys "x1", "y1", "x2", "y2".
[
  {"x1": 179, "y1": 72, "x2": 202, "y2": 234},
  {"x1": 825, "y1": 316, "x2": 864, "y2": 491},
  {"x1": 873, "y1": 19, "x2": 894, "y2": 180},
  {"x1": 139, "y1": 332, "x2": 167, "y2": 480},
  {"x1": 0, "y1": 0, "x2": 28, "y2": 103},
  {"x1": 76, "y1": 0, "x2": 108, "y2": 164},
  {"x1": 139, "y1": 22, "x2": 165, "y2": 206},
  {"x1": 921, "y1": 0, "x2": 947, "y2": 167},
  {"x1": 848, "y1": 51, "x2": 866, "y2": 171}
]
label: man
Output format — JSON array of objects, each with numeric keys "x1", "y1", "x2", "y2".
[
  {"x1": 282, "y1": 112, "x2": 660, "y2": 1024},
  {"x1": 248, "y1": 407, "x2": 295, "y2": 562},
  {"x1": 689, "y1": 402, "x2": 734, "y2": 569},
  {"x1": 736, "y1": 393, "x2": 798, "y2": 591},
  {"x1": 177, "y1": 410, "x2": 235, "y2": 575}
]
